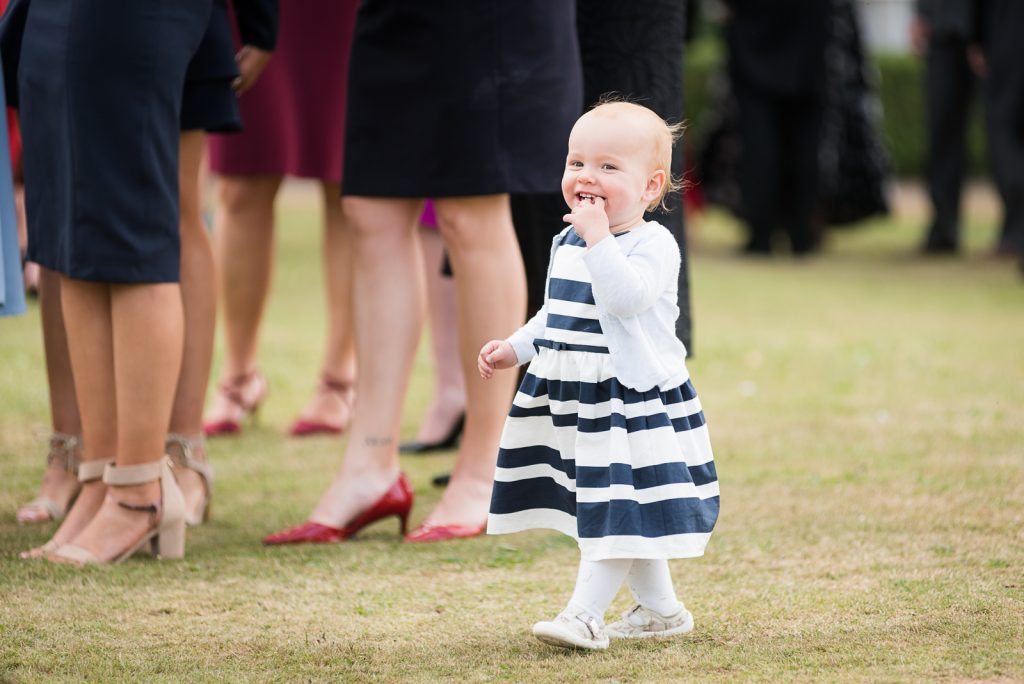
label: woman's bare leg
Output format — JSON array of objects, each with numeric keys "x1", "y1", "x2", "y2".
[
  {"x1": 22, "y1": 279, "x2": 114, "y2": 554},
  {"x1": 413, "y1": 224, "x2": 465, "y2": 443},
  {"x1": 204, "y1": 174, "x2": 282, "y2": 425},
  {"x1": 429, "y1": 195, "x2": 526, "y2": 525},
  {"x1": 15, "y1": 185, "x2": 39, "y2": 294},
  {"x1": 292, "y1": 182, "x2": 357, "y2": 430},
  {"x1": 58, "y1": 281, "x2": 184, "y2": 560},
  {"x1": 307, "y1": 197, "x2": 425, "y2": 527},
  {"x1": 16, "y1": 268, "x2": 82, "y2": 523},
  {"x1": 39, "y1": 269, "x2": 81, "y2": 437},
  {"x1": 169, "y1": 131, "x2": 214, "y2": 514}
]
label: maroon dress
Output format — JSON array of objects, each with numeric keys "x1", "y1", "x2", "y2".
[{"x1": 208, "y1": 0, "x2": 358, "y2": 182}]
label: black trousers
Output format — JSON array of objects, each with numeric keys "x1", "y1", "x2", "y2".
[
  {"x1": 734, "y1": 85, "x2": 823, "y2": 254},
  {"x1": 511, "y1": 0, "x2": 694, "y2": 353},
  {"x1": 924, "y1": 34, "x2": 976, "y2": 248},
  {"x1": 982, "y1": 2, "x2": 1024, "y2": 253}
]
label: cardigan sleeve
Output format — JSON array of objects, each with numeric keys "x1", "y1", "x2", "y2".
[
  {"x1": 582, "y1": 228, "x2": 680, "y2": 318},
  {"x1": 504, "y1": 226, "x2": 572, "y2": 365},
  {"x1": 506, "y1": 306, "x2": 547, "y2": 366},
  {"x1": 234, "y1": 0, "x2": 278, "y2": 51}
]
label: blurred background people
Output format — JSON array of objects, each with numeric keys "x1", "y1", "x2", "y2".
[
  {"x1": 975, "y1": 0, "x2": 1024, "y2": 260},
  {"x1": 0, "y1": 0, "x2": 31, "y2": 306},
  {"x1": 724, "y1": 0, "x2": 832, "y2": 255},
  {"x1": 912, "y1": 0, "x2": 977, "y2": 255},
  {"x1": 815, "y1": 0, "x2": 890, "y2": 228},
  {"x1": 697, "y1": 0, "x2": 888, "y2": 255},
  {"x1": 0, "y1": 60, "x2": 22, "y2": 318},
  {"x1": 203, "y1": 0, "x2": 359, "y2": 439}
]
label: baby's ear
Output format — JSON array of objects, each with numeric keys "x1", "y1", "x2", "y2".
[{"x1": 643, "y1": 169, "x2": 667, "y2": 203}]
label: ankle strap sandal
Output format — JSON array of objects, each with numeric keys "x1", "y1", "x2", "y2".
[
  {"x1": 16, "y1": 433, "x2": 83, "y2": 523},
  {"x1": 46, "y1": 432, "x2": 81, "y2": 476},
  {"x1": 47, "y1": 457, "x2": 186, "y2": 566},
  {"x1": 165, "y1": 433, "x2": 214, "y2": 526},
  {"x1": 77, "y1": 458, "x2": 113, "y2": 482}
]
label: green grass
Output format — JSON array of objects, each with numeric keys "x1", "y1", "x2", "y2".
[{"x1": 2, "y1": 186, "x2": 1022, "y2": 682}]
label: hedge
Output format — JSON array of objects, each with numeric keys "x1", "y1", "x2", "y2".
[{"x1": 682, "y1": 45, "x2": 988, "y2": 178}]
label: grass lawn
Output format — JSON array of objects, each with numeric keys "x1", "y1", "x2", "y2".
[{"x1": 1, "y1": 183, "x2": 1022, "y2": 682}]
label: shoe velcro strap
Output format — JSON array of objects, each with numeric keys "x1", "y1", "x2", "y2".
[
  {"x1": 575, "y1": 614, "x2": 602, "y2": 639},
  {"x1": 77, "y1": 459, "x2": 114, "y2": 482},
  {"x1": 627, "y1": 604, "x2": 650, "y2": 626},
  {"x1": 102, "y1": 459, "x2": 166, "y2": 486}
]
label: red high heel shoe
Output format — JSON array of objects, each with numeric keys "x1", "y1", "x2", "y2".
[
  {"x1": 202, "y1": 370, "x2": 268, "y2": 437},
  {"x1": 263, "y1": 473, "x2": 413, "y2": 545},
  {"x1": 404, "y1": 520, "x2": 486, "y2": 543},
  {"x1": 287, "y1": 374, "x2": 355, "y2": 438}
]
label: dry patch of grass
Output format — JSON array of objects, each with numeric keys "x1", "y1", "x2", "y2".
[{"x1": 1, "y1": 189, "x2": 1022, "y2": 681}]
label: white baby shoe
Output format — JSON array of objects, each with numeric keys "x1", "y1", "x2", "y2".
[
  {"x1": 605, "y1": 604, "x2": 694, "y2": 639},
  {"x1": 532, "y1": 608, "x2": 610, "y2": 650}
]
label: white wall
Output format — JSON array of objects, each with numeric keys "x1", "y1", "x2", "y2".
[{"x1": 856, "y1": 0, "x2": 914, "y2": 53}]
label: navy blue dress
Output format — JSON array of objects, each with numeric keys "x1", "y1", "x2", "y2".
[
  {"x1": 18, "y1": 0, "x2": 212, "y2": 283},
  {"x1": 342, "y1": 0, "x2": 582, "y2": 197},
  {"x1": 182, "y1": 0, "x2": 278, "y2": 133}
]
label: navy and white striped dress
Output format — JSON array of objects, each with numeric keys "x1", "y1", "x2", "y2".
[{"x1": 488, "y1": 228, "x2": 719, "y2": 561}]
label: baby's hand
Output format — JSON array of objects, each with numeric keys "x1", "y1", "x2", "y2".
[
  {"x1": 478, "y1": 340, "x2": 518, "y2": 379},
  {"x1": 563, "y1": 195, "x2": 610, "y2": 247}
]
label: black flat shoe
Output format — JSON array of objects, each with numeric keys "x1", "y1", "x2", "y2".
[
  {"x1": 399, "y1": 412, "x2": 465, "y2": 454},
  {"x1": 920, "y1": 237, "x2": 959, "y2": 256}
]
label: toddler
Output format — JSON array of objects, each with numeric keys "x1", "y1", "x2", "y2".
[{"x1": 478, "y1": 101, "x2": 719, "y2": 650}]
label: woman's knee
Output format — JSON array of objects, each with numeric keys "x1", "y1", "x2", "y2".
[
  {"x1": 217, "y1": 175, "x2": 281, "y2": 216},
  {"x1": 434, "y1": 195, "x2": 512, "y2": 246},
  {"x1": 342, "y1": 196, "x2": 421, "y2": 242}
]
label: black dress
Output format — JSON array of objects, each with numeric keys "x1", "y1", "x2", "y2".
[
  {"x1": 512, "y1": 0, "x2": 696, "y2": 353},
  {"x1": 181, "y1": 0, "x2": 278, "y2": 134},
  {"x1": 341, "y1": 0, "x2": 581, "y2": 197},
  {"x1": 576, "y1": 0, "x2": 694, "y2": 352},
  {"x1": 977, "y1": 0, "x2": 1024, "y2": 254},
  {"x1": 17, "y1": 0, "x2": 211, "y2": 283}
]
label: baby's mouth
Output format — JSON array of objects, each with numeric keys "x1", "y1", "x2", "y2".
[{"x1": 576, "y1": 192, "x2": 602, "y2": 204}]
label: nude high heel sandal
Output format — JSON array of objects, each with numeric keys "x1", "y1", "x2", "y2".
[
  {"x1": 16, "y1": 433, "x2": 82, "y2": 524},
  {"x1": 48, "y1": 458, "x2": 186, "y2": 565},
  {"x1": 19, "y1": 458, "x2": 111, "y2": 559},
  {"x1": 165, "y1": 433, "x2": 213, "y2": 526}
]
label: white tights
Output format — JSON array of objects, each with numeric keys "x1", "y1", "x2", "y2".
[{"x1": 567, "y1": 557, "x2": 683, "y2": 623}]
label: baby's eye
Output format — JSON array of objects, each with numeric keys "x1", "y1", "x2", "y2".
[
  {"x1": 568, "y1": 160, "x2": 583, "y2": 168},
  {"x1": 601, "y1": 163, "x2": 617, "y2": 171}
]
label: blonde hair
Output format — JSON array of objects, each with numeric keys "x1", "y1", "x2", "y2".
[{"x1": 587, "y1": 96, "x2": 685, "y2": 212}]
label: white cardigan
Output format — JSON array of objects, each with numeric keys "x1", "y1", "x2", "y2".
[{"x1": 507, "y1": 221, "x2": 690, "y2": 392}]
